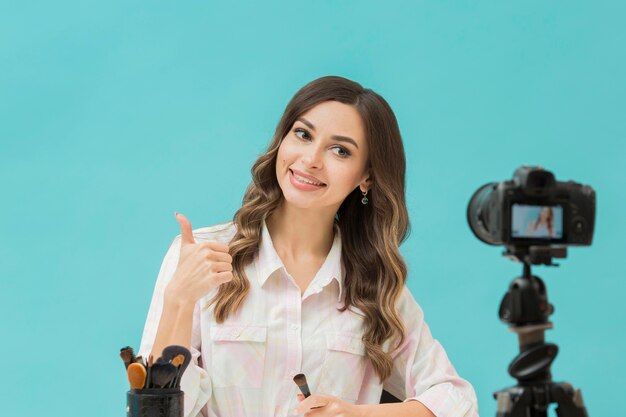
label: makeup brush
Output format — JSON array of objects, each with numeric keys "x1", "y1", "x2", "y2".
[
  {"x1": 162, "y1": 345, "x2": 191, "y2": 388},
  {"x1": 168, "y1": 354, "x2": 185, "y2": 388},
  {"x1": 127, "y1": 362, "x2": 147, "y2": 389},
  {"x1": 120, "y1": 346, "x2": 136, "y2": 370},
  {"x1": 146, "y1": 354, "x2": 154, "y2": 389},
  {"x1": 293, "y1": 373, "x2": 323, "y2": 409},
  {"x1": 293, "y1": 373, "x2": 312, "y2": 398},
  {"x1": 150, "y1": 362, "x2": 178, "y2": 389}
]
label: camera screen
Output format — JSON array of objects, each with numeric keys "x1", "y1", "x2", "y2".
[{"x1": 511, "y1": 204, "x2": 563, "y2": 240}]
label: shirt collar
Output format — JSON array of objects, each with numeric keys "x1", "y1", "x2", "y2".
[{"x1": 256, "y1": 217, "x2": 344, "y2": 302}]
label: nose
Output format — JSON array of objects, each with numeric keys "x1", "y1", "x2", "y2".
[{"x1": 301, "y1": 143, "x2": 324, "y2": 169}]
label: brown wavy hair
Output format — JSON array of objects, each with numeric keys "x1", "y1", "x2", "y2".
[
  {"x1": 205, "y1": 75, "x2": 411, "y2": 382},
  {"x1": 531, "y1": 206, "x2": 554, "y2": 237}
]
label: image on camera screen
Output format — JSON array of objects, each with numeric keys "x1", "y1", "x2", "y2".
[{"x1": 511, "y1": 204, "x2": 563, "y2": 239}]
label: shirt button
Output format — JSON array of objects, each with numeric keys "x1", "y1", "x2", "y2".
[{"x1": 291, "y1": 324, "x2": 299, "y2": 331}]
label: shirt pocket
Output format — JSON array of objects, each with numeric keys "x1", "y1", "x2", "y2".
[
  {"x1": 209, "y1": 324, "x2": 267, "y2": 388},
  {"x1": 317, "y1": 332, "x2": 367, "y2": 402}
]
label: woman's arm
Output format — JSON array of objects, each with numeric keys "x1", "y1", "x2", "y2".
[
  {"x1": 150, "y1": 286, "x2": 195, "y2": 358},
  {"x1": 149, "y1": 214, "x2": 233, "y2": 360},
  {"x1": 357, "y1": 400, "x2": 435, "y2": 416},
  {"x1": 295, "y1": 394, "x2": 435, "y2": 416},
  {"x1": 383, "y1": 287, "x2": 479, "y2": 417},
  {"x1": 138, "y1": 236, "x2": 213, "y2": 417}
]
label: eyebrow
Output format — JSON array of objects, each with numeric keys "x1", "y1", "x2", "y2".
[{"x1": 296, "y1": 117, "x2": 360, "y2": 150}]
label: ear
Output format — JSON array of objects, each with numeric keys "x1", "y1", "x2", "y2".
[{"x1": 359, "y1": 172, "x2": 373, "y2": 193}]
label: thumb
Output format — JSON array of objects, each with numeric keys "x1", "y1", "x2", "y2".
[{"x1": 175, "y1": 212, "x2": 195, "y2": 245}]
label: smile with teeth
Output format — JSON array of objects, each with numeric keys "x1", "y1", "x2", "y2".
[{"x1": 291, "y1": 170, "x2": 325, "y2": 186}]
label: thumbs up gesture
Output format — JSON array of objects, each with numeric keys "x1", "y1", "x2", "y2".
[{"x1": 164, "y1": 212, "x2": 234, "y2": 304}]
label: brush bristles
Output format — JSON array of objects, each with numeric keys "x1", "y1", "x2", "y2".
[
  {"x1": 293, "y1": 373, "x2": 312, "y2": 397},
  {"x1": 120, "y1": 348, "x2": 134, "y2": 368},
  {"x1": 127, "y1": 363, "x2": 147, "y2": 389},
  {"x1": 120, "y1": 345, "x2": 191, "y2": 390},
  {"x1": 293, "y1": 373, "x2": 307, "y2": 387},
  {"x1": 172, "y1": 355, "x2": 184, "y2": 367}
]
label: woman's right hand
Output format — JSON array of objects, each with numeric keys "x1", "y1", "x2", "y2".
[{"x1": 164, "y1": 212, "x2": 234, "y2": 305}]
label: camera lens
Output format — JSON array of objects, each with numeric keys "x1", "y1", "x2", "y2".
[{"x1": 467, "y1": 182, "x2": 501, "y2": 245}]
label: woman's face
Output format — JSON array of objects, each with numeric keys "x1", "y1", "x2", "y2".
[{"x1": 275, "y1": 100, "x2": 371, "y2": 211}]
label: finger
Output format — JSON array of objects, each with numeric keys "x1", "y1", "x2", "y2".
[
  {"x1": 175, "y1": 212, "x2": 195, "y2": 245},
  {"x1": 210, "y1": 261, "x2": 233, "y2": 273},
  {"x1": 207, "y1": 251, "x2": 233, "y2": 264},
  {"x1": 296, "y1": 393, "x2": 304, "y2": 402},
  {"x1": 303, "y1": 406, "x2": 328, "y2": 417},
  {"x1": 206, "y1": 241, "x2": 230, "y2": 253},
  {"x1": 199, "y1": 243, "x2": 233, "y2": 261},
  {"x1": 294, "y1": 395, "x2": 329, "y2": 414},
  {"x1": 212, "y1": 270, "x2": 233, "y2": 284}
]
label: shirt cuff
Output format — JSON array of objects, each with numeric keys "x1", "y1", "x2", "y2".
[
  {"x1": 181, "y1": 363, "x2": 212, "y2": 417},
  {"x1": 404, "y1": 383, "x2": 477, "y2": 417}
]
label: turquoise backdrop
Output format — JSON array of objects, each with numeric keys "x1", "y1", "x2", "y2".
[{"x1": 1, "y1": 1, "x2": 624, "y2": 416}]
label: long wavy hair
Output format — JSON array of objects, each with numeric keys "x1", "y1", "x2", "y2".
[
  {"x1": 205, "y1": 75, "x2": 411, "y2": 382},
  {"x1": 531, "y1": 206, "x2": 554, "y2": 237}
]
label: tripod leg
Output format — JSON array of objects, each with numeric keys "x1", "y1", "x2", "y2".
[{"x1": 552, "y1": 382, "x2": 589, "y2": 417}]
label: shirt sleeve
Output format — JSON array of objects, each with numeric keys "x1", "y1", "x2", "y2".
[
  {"x1": 137, "y1": 235, "x2": 213, "y2": 417},
  {"x1": 383, "y1": 286, "x2": 479, "y2": 417}
]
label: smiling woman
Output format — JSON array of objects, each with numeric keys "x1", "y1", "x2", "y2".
[{"x1": 139, "y1": 75, "x2": 479, "y2": 417}]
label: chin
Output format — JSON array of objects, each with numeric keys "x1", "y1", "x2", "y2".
[{"x1": 281, "y1": 194, "x2": 320, "y2": 210}]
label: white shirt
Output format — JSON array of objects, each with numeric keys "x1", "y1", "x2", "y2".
[{"x1": 139, "y1": 218, "x2": 479, "y2": 417}]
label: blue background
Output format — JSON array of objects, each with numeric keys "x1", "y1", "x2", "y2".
[{"x1": 1, "y1": 1, "x2": 624, "y2": 416}]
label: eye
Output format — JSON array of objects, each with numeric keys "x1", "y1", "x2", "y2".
[
  {"x1": 332, "y1": 146, "x2": 351, "y2": 158},
  {"x1": 294, "y1": 128, "x2": 310, "y2": 141}
]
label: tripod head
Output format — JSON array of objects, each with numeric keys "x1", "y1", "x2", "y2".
[{"x1": 499, "y1": 245, "x2": 564, "y2": 327}]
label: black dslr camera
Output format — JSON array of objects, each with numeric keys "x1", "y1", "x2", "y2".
[
  {"x1": 467, "y1": 165, "x2": 595, "y2": 417},
  {"x1": 467, "y1": 165, "x2": 595, "y2": 265}
]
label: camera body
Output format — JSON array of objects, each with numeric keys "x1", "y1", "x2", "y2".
[{"x1": 467, "y1": 165, "x2": 595, "y2": 248}]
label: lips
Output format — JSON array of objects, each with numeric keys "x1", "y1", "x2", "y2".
[{"x1": 289, "y1": 169, "x2": 326, "y2": 186}]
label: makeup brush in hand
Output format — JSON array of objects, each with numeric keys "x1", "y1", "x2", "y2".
[
  {"x1": 293, "y1": 374, "x2": 323, "y2": 409},
  {"x1": 293, "y1": 374, "x2": 312, "y2": 398}
]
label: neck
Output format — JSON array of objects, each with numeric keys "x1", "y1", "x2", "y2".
[{"x1": 265, "y1": 200, "x2": 337, "y2": 261}]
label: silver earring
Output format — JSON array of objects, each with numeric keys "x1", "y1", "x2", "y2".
[{"x1": 361, "y1": 190, "x2": 369, "y2": 205}]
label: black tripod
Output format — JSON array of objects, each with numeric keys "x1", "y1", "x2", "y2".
[{"x1": 494, "y1": 246, "x2": 589, "y2": 417}]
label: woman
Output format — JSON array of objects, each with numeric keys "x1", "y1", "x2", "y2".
[
  {"x1": 526, "y1": 207, "x2": 555, "y2": 238},
  {"x1": 139, "y1": 76, "x2": 479, "y2": 417}
]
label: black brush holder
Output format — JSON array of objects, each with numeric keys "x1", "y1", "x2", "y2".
[{"x1": 127, "y1": 388, "x2": 183, "y2": 417}]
